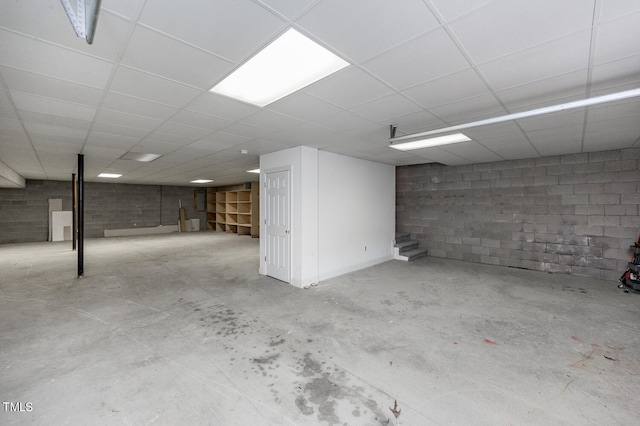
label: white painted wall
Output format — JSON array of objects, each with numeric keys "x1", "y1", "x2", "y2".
[
  {"x1": 317, "y1": 151, "x2": 395, "y2": 281},
  {"x1": 260, "y1": 146, "x2": 395, "y2": 287}
]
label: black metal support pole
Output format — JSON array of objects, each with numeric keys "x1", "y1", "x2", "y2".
[
  {"x1": 72, "y1": 173, "x2": 76, "y2": 251},
  {"x1": 77, "y1": 155, "x2": 84, "y2": 277}
]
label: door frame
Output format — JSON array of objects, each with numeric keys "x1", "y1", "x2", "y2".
[{"x1": 261, "y1": 166, "x2": 292, "y2": 282}]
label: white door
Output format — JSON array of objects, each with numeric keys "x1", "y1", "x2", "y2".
[{"x1": 265, "y1": 170, "x2": 290, "y2": 282}]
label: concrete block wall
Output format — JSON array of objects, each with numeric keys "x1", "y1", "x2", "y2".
[
  {"x1": 396, "y1": 148, "x2": 640, "y2": 281},
  {"x1": 0, "y1": 180, "x2": 207, "y2": 243},
  {"x1": 0, "y1": 180, "x2": 72, "y2": 243}
]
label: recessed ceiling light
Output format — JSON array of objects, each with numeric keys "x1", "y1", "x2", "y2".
[
  {"x1": 120, "y1": 152, "x2": 162, "y2": 162},
  {"x1": 98, "y1": 173, "x2": 122, "y2": 178},
  {"x1": 210, "y1": 28, "x2": 349, "y2": 107},
  {"x1": 191, "y1": 179, "x2": 213, "y2": 184},
  {"x1": 247, "y1": 169, "x2": 260, "y2": 174},
  {"x1": 389, "y1": 133, "x2": 471, "y2": 151}
]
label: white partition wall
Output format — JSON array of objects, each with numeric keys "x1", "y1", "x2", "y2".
[
  {"x1": 260, "y1": 146, "x2": 395, "y2": 288},
  {"x1": 317, "y1": 151, "x2": 395, "y2": 281},
  {"x1": 260, "y1": 146, "x2": 319, "y2": 288}
]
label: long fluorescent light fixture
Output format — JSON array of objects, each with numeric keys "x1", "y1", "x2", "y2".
[
  {"x1": 390, "y1": 133, "x2": 471, "y2": 151},
  {"x1": 191, "y1": 179, "x2": 213, "y2": 184},
  {"x1": 97, "y1": 173, "x2": 122, "y2": 178},
  {"x1": 210, "y1": 28, "x2": 349, "y2": 107},
  {"x1": 60, "y1": 0, "x2": 102, "y2": 44},
  {"x1": 390, "y1": 88, "x2": 640, "y2": 144}
]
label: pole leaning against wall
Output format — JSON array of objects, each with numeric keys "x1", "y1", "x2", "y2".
[{"x1": 77, "y1": 154, "x2": 84, "y2": 277}]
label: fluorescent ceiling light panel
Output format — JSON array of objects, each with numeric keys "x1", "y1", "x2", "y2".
[
  {"x1": 120, "y1": 152, "x2": 162, "y2": 162},
  {"x1": 98, "y1": 173, "x2": 122, "y2": 178},
  {"x1": 390, "y1": 133, "x2": 471, "y2": 151},
  {"x1": 191, "y1": 179, "x2": 213, "y2": 184},
  {"x1": 210, "y1": 28, "x2": 349, "y2": 107},
  {"x1": 247, "y1": 169, "x2": 260, "y2": 173}
]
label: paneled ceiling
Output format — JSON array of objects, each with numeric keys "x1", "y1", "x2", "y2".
[{"x1": 0, "y1": 0, "x2": 639, "y2": 187}]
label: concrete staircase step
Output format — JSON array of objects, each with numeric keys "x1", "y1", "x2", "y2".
[
  {"x1": 395, "y1": 240, "x2": 419, "y2": 252},
  {"x1": 396, "y1": 247, "x2": 429, "y2": 261},
  {"x1": 395, "y1": 233, "x2": 411, "y2": 244}
]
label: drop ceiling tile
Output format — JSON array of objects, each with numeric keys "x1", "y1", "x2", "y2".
[
  {"x1": 267, "y1": 93, "x2": 341, "y2": 121},
  {"x1": 122, "y1": 25, "x2": 233, "y2": 89},
  {"x1": 495, "y1": 70, "x2": 589, "y2": 111},
  {"x1": 85, "y1": 132, "x2": 140, "y2": 150},
  {"x1": 11, "y1": 92, "x2": 96, "y2": 123},
  {"x1": 403, "y1": 68, "x2": 490, "y2": 109},
  {"x1": 351, "y1": 94, "x2": 423, "y2": 123},
  {"x1": 225, "y1": 138, "x2": 290, "y2": 156},
  {"x1": 95, "y1": 109, "x2": 162, "y2": 132},
  {"x1": 242, "y1": 109, "x2": 314, "y2": 132},
  {"x1": 526, "y1": 124, "x2": 585, "y2": 150},
  {"x1": 427, "y1": 0, "x2": 493, "y2": 22},
  {"x1": 186, "y1": 92, "x2": 260, "y2": 122},
  {"x1": 23, "y1": 121, "x2": 88, "y2": 139},
  {"x1": 305, "y1": 67, "x2": 393, "y2": 109},
  {"x1": 598, "y1": 0, "x2": 640, "y2": 22},
  {"x1": 517, "y1": 110, "x2": 586, "y2": 132},
  {"x1": 469, "y1": 132, "x2": 535, "y2": 156},
  {"x1": 591, "y1": 55, "x2": 640, "y2": 92},
  {"x1": 103, "y1": 0, "x2": 146, "y2": 20},
  {"x1": 534, "y1": 140, "x2": 584, "y2": 157},
  {"x1": 464, "y1": 122, "x2": 524, "y2": 140},
  {"x1": 142, "y1": 131, "x2": 193, "y2": 146},
  {"x1": 189, "y1": 132, "x2": 251, "y2": 152},
  {"x1": 91, "y1": 122, "x2": 150, "y2": 139},
  {"x1": 101, "y1": 92, "x2": 179, "y2": 121},
  {"x1": 18, "y1": 111, "x2": 91, "y2": 134},
  {"x1": 0, "y1": 29, "x2": 113, "y2": 88},
  {"x1": 478, "y1": 31, "x2": 591, "y2": 91},
  {"x1": 388, "y1": 111, "x2": 449, "y2": 135},
  {"x1": 154, "y1": 121, "x2": 213, "y2": 140},
  {"x1": 132, "y1": 139, "x2": 181, "y2": 155},
  {"x1": 492, "y1": 145, "x2": 541, "y2": 160},
  {"x1": 438, "y1": 141, "x2": 503, "y2": 163},
  {"x1": 219, "y1": 122, "x2": 271, "y2": 139},
  {"x1": 31, "y1": 136, "x2": 85, "y2": 153},
  {"x1": 139, "y1": 0, "x2": 286, "y2": 62},
  {"x1": 0, "y1": 105, "x2": 14, "y2": 121},
  {"x1": 594, "y1": 11, "x2": 640, "y2": 65},
  {"x1": 428, "y1": 94, "x2": 506, "y2": 124},
  {"x1": 410, "y1": 147, "x2": 468, "y2": 165},
  {"x1": 110, "y1": 66, "x2": 201, "y2": 107},
  {"x1": 256, "y1": 0, "x2": 316, "y2": 19},
  {"x1": 364, "y1": 28, "x2": 470, "y2": 90},
  {"x1": 298, "y1": 0, "x2": 439, "y2": 62},
  {"x1": 1, "y1": 67, "x2": 103, "y2": 107},
  {"x1": 587, "y1": 98, "x2": 640, "y2": 122},
  {"x1": 315, "y1": 110, "x2": 378, "y2": 132},
  {"x1": 584, "y1": 114, "x2": 640, "y2": 146},
  {"x1": 0, "y1": 88, "x2": 12, "y2": 106},
  {"x1": 449, "y1": 0, "x2": 594, "y2": 63},
  {"x1": 0, "y1": 118, "x2": 24, "y2": 137},
  {"x1": 170, "y1": 111, "x2": 231, "y2": 132},
  {"x1": 0, "y1": 5, "x2": 131, "y2": 62}
]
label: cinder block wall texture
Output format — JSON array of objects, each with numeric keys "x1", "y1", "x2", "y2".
[
  {"x1": 396, "y1": 148, "x2": 640, "y2": 281},
  {"x1": 0, "y1": 180, "x2": 207, "y2": 244}
]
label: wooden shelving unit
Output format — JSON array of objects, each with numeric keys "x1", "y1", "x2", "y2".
[{"x1": 206, "y1": 182, "x2": 259, "y2": 237}]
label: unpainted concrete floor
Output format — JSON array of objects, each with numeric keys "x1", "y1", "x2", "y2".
[{"x1": 1, "y1": 232, "x2": 639, "y2": 425}]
